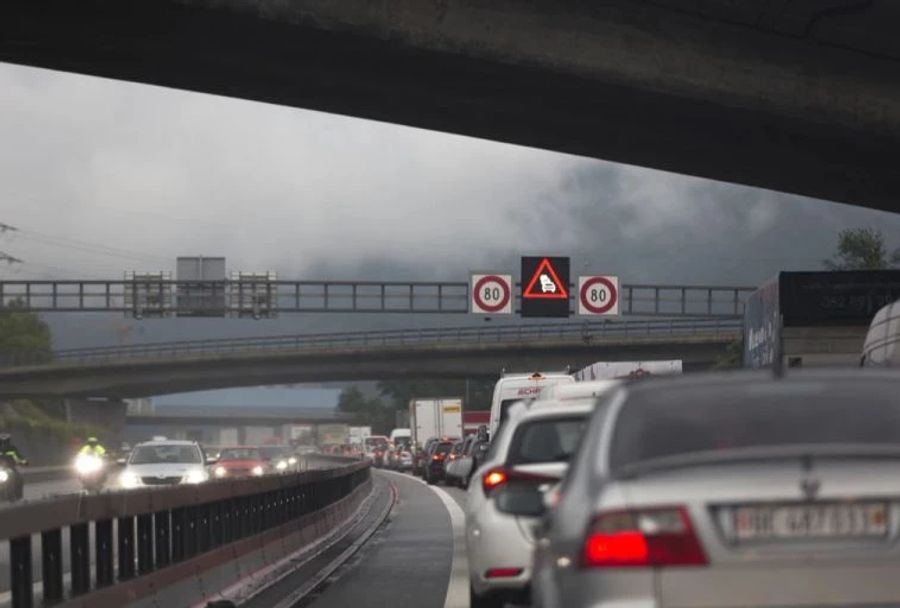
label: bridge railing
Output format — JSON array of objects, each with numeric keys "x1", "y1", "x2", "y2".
[
  {"x1": 0, "y1": 318, "x2": 745, "y2": 368},
  {"x1": 0, "y1": 459, "x2": 369, "y2": 608},
  {"x1": 0, "y1": 280, "x2": 755, "y2": 318}
]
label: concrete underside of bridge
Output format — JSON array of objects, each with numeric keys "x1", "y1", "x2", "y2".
[
  {"x1": 0, "y1": 336, "x2": 733, "y2": 398},
  {"x1": 1, "y1": 1, "x2": 899, "y2": 211}
]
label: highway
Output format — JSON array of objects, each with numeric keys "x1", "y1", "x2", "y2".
[
  {"x1": 301, "y1": 469, "x2": 469, "y2": 608},
  {"x1": 6, "y1": 466, "x2": 470, "y2": 608}
]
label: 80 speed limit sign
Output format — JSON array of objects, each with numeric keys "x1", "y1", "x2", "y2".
[
  {"x1": 471, "y1": 274, "x2": 512, "y2": 314},
  {"x1": 578, "y1": 275, "x2": 619, "y2": 316}
]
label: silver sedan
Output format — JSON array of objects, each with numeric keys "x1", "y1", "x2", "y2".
[{"x1": 533, "y1": 369, "x2": 900, "y2": 608}]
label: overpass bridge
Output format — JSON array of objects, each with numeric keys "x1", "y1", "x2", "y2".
[
  {"x1": 0, "y1": 318, "x2": 741, "y2": 398},
  {"x1": 2, "y1": 1, "x2": 898, "y2": 210}
]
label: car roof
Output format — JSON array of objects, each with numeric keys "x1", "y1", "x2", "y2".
[
  {"x1": 546, "y1": 379, "x2": 619, "y2": 401},
  {"x1": 521, "y1": 400, "x2": 598, "y2": 420},
  {"x1": 620, "y1": 367, "x2": 900, "y2": 396},
  {"x1": 135, "y1": 439, "x2": 199, "y2": 446}
]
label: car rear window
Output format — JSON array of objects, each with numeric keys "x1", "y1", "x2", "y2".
[
  {"x1": 434, "y1": 443, "x2": 454, "y2": 455},
  {"x1": 220, "y1": 448, "x2": 261, "y2": 460},
  {"x1": 610, "y1": 381, "x2": 900, "y2": 472},
  {"x1": 506, "y1": 416, "x2": 587, "y2": 465}
]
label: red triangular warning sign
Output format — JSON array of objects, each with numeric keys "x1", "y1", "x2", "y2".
[{"x1": 523, "y1": 258, "x2": 569, "y2": 299}]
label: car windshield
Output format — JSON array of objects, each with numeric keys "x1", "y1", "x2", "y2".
[
  {"x1": 258, "y1": 447, "x2": 289, "y2": 460},
  {"x1": 610, "y1": 381, "x2": 900, "y2": 473},
  {"x1": 219, "y1": 448, "x2": 261, "y2": 461},
  {"x1": 365, "y1": 438, "x2": 388, "y2": 450},
  {"x1": 130, "y1": 445, "x2": 201, "y2": 465},
  {"x1": 507, "y1": 416, "x2": 587, "y2": 465}
]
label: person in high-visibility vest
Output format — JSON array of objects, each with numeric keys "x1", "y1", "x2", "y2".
[
  {"x1": 0, "y1": 433, "x2": 25, "y2": 465},
  {"x1": 0, "y1": 433, "x2": 27, "y2": 500},
  {"x1": 78, "y1": 436, "x2": 107, "y2": 457}
]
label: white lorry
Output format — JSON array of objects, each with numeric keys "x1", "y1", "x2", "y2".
[
  {"x1": 488, "y1": 371, "x2": 575, "y2": 438},
  {"x1": 409, "y1": 398, "x2": 463, "y2": 450},
  {"x1": 349, "y1": 426, "x2": 372, "y2": 448}
]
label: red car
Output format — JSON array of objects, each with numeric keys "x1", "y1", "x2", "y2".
[{"x1": 211, "y1": 447, "x2": 267, "y2": 479}]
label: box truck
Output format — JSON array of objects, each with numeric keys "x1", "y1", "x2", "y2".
[{"x1": 409, "y1": 398, "x2": 463, "y2": 450}]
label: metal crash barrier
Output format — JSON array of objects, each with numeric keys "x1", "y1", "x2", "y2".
[{"x1": 0, "y1": 460, "x2": 370, "y2": 608}]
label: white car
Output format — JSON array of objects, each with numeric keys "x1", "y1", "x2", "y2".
[
  {"x1": 466, "y1": 380, "x2": 618, "y2": 608},
  {"x1": 119, "y1": 439, "x2": 210, "y2": 489}
]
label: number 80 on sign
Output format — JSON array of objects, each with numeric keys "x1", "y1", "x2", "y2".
[
  {"x1": 578, "y1": 275, "x2": 619, "y2": 316},
  {"x1": 471, "y1": 274, "x2": 512, "y2": 314}
]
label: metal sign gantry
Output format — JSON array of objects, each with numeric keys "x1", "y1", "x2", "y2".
[{"x1": 0, "y1": 279, "x2": 755, "y2": 318}]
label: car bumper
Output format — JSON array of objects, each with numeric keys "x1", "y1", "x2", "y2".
[
  {"x1": 542, "y1": 561, "x2": 900, "y2": 608},
  {"x1": 466, "y1": 502, "x2": 536, "y2": 596}
]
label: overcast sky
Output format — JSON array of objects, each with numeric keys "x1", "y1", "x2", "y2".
[{"x1": 3, "y1": 60, "x2": 900, "y2": 347}]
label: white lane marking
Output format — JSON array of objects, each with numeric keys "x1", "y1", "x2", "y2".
[{"x1": 381, "y1": 470, "x2": 468, "y2": 607}]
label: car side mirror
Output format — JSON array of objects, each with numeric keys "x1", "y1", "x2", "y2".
[
  {"x1": 476, "y1": 425, "x2": 489, "y2": 442},
  {"x1": 116, "y1": 458, "x2": 127, "y2": 466}
]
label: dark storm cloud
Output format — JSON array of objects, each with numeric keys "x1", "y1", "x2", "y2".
[{"x1": 3, "y1": 61, "x2": 900, "y2": 349}]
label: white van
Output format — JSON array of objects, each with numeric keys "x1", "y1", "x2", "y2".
[
  {"x1": 389, "y1": 428, "x2": 412, "y2": 445},
  {"x1": 488, "y1": 371, "x2": 575, "y2": 438},
  {"x1": 862, "y1": 300, "x2": 900, "y2": 367}
]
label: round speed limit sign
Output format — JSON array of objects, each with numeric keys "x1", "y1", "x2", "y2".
[
  {"x1": 578, "y1": 275, "x2": 619, "y2": 315},
  {"x1": 471, "y1": 274, "x2": 512, "y2": 314}
]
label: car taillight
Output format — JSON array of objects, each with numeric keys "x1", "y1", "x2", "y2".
[
  {"x1": 482, "y1": 467, "x2": 508, "y2": 494},
  {"x1": 481, "y1": 466, "x2": 556, "y2": 496},
  {"x1": 432, "y1": 453, "x2": 445, "y2": 461},
  {"x1": 581, "y1": 507, "x2": 706, "y2": 568}
]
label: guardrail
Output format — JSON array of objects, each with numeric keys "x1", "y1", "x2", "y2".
[
  {"x1": 0, "y1": 459, "x2": 369, "y2": 608},
  {"x1": 0, "y1": 318, "x2": 743, "y2": 368}
]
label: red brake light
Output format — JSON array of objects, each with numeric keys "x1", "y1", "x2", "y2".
[
  {"x1": 432, "y1": 453, "x2": 445, "y2": 461},
  {"x1": 485, "y1": 567, "x2": 523, "y2": 578},
  {"x1": 581, "y1": 507, "x2": 706, "y2": 568},
  {"x1": 481, "y1": 467, "x2": 508, "y2": 494}
]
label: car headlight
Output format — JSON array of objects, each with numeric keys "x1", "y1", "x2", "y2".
[
  {"x1": 288, "y1": 457, "x2": 297, "y2": 466},
  {"x1": 252, "y1": 465, "x2": 264, "y2": 476},
  {"x1": 120, "y1": 471, "x2": 139, "y2": 489},
  {"x1": 184, "y1": 470, "x2": 208, "y2": 484},
  {"x1": 0, "y1": 469, "x2": 9, "y2": 483},
  {"x1": 214, "y1": 466, "x2": 227, "y2": 478},
  {"x1": 275, "y1": 460, "x2": 288, "y2": 471}
]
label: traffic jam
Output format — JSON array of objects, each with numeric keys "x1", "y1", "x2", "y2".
[
  {"x1": 68, "y1": 438, "x2": 311, "y2": 493},
  {"x1": 362, "y1": 292, "x2": 900, "y2": 608}
]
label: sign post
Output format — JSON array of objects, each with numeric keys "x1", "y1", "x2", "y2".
[
  {"x1": 470, "y1": 274, "x2": 512, "y2": 314},
  {"x1": 578, "y1": 275, "x2": 620, "y2": 316},
  {"x1": 521, "y1": 256, "x2": 570, "y2": 318}
]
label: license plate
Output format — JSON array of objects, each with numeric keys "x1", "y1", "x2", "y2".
[{"x1": 733, "y1": 502, "x2": 888, "y2": 541}]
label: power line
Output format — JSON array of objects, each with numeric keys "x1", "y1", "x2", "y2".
[
  {"x1": 4, "y1": 223, "x2": 169, "y2": 265},
  {"x1": 0, "y1": 252, "x2": 23, "y2": 265}
]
